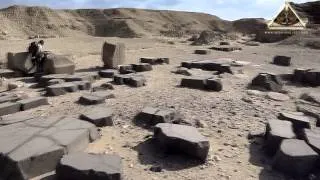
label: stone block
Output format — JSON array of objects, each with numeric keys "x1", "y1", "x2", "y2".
[
  {"x1": 102, "y1": 42, "x2": 125, "y2": 69},
  {"x1": 273, "y1": 56, "x2": 291, "y2": 66},
  {"x1": 265, "y1": 119, "x2": 295, "y2": 156},
  {"x1": 80, "y1": 107, "x2": 113, "y2": 127},
  {"x1": 43, "y1": 53, "x2": 75, "y2": 74},
  {"x1": 272, "y1": 139, "x2": 318, "y2": 176},
  {"x1": 56, "y1": 153, "x2": 122, "y2": 180},
  {"x1": 17, "y1": 97, "x2": 49, "y2": 111},
  {"x1": 0, "y1": 102, "x2": 21, "y2": 116},
  {"x1": 154, "y1": 123, "x2": 210, "y2": 161}
]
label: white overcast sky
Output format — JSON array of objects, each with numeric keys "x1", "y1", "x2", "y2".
[{"x1": 0, "y1": 0, "x2": 317, "y2": 20}]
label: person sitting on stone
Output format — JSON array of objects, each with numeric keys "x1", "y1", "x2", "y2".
[{"x1": 28, "y1": 40, "x2": 46, "y2": 72}]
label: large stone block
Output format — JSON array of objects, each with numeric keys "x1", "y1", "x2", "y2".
[
  {"x1": 136, "y1": 107, "x2": 178, "y2": 126},
  {"x1": 303, "y1": 128, "x2": 320, "y2": 154},
  {"x1": 278, "y1": 112, "x2": 311, "y2": 132},
  {"x1": 99, "y1": 69, "x2": 117, "y2": 78},
  {"x1": 7, "y1": 52, "x2": 36, "y2": 74},
  {"x1": 132, "y1": 63, "x2": 152, "y2": 72},
  {"x1": 78, "y1": 94, "x2": 105, "y2": 105},
  {"x1": 194, "y1": 50, "x2": 210, "y2": 55},
  {"x1": 46, "y1": 82, "x2": 79, "y2": 96},
  {"x1": 17, "y1": 97, "x2": 49, "y2": 111},
  {"x1": 251, "y1": 73, "x2": 283, "y2": 92},
  {"x1": 80, "y1": 107, "x2": 113, "y2": 127},
  {"x1": 0, "y1": 102, "x2": 21, "y2": 116},
  {"x1": 128, "y1": 76, "x2": 146, "y2": 87},
  {"x1": 43, "y1": 53, "x2": 75, "y2": 74},
  {"x1": 272, "y1": 139, "x2": 318, "y2": 176},
  {"x1": 140, "y1": 57, "x2": 169, "y2": 65},
  {"x1": 181, "y1": 76, "x2": 207, "y2": 90},
  {"x1": 102, "y1": 42, "x2": 125, "y2": 69},
  {"x1": 0, "y1": 116, "x2": 99, "y2": 180},
  {"x1": 265, "y1": 119, "x2": 295, "y2": 156},
  {"x1": 273, "y1": 56, "x2": 291, "y2": 66},
  {"x1": 206, "y1": 78, "x2": 223, "y2": 91},
  {"x1": 154, "y1": 123, "x2": 210, "y2": 161},
  {"x1": 56, "y1": 153, "x2": 122, "y2": 180}
]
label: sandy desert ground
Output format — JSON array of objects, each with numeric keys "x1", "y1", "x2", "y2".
[{"x1": 0, "y1": 35, "x2": 319, "y2": 180}]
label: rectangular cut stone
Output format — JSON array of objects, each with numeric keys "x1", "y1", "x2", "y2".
[
  {"x1": 80, "y1": 107, "x2": 113, "y2": 127},
  {"x1": 102, "y1": 42, "x2": 125, "y2": 69},
  {"x1": 265, "y1": 119, "x2": 296, "y2": 155},
  {"x1": 0, "y1": 102, "x2": 21, "y2": 116},
  {"x1": 17, "y1": 97, "x2": 49, "y2": 111},
  {"x1": 181, "y1": 77, "x2": 207, "y2": 90}
]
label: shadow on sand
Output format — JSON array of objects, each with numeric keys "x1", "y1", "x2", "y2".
[{"x1": 133, "y1": 138, "x2": 203, "y2": 171}]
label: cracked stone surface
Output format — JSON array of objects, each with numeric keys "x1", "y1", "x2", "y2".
[{"x1": 0, "y1": 116, "x2": 99, "y2": 180}]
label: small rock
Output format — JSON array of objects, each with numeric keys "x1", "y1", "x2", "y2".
[
  {"x1": 150, "y1": 165, "x2": 162, "y2": 172},
  {"x1": 267, "y1": 92, "x2": 290, "y2": 101}
]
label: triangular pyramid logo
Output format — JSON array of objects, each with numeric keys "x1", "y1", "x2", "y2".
[{"x1": 268, "y1": 2, "x2": 306, "y2": 30}]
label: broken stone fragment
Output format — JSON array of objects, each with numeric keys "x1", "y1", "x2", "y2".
[
  {"x1": 272, "y1": 139, "x2": 318, "y2": 176},
  {"x1": 56, "y1": 153, "x2": 122, "y2": 180},
  {"x1": 154, "y1": 123, "x2": 210, "y2": 161},
  {"x1": 265, "y1": 119, "x2": 295, "y2": 156},
  {"x1": 80, "y1": 107, "x2": 113, "y2": 127}
]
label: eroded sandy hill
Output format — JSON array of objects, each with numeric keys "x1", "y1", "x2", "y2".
[{"x1": 0, "y1": 5, "x2": 267, "y2": 39}]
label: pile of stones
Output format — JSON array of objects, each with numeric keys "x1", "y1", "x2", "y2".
[
  {"x1": 263, "y1": 111, "x2": 320, "y2": 177},
  {"x1": 0, "y1": 92, "x2": 48, "y2": 116},
  {"x1": 113, "y1": 74, "x2": 147, "y2": 87}
]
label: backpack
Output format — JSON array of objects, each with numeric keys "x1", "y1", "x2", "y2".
[{"x1": 28, "y1": 41, "x2": 39, "y2": 56}]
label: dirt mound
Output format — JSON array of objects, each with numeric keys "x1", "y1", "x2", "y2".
[
  {"x1": 278, "y1": 31, "x2": 320, "y2": 49},
  {"x1": 0, "y1": 5, "x2": 266, "y2": 39},
  {"x1": 232, "y1": 18, "x2": 267, "y2": 35}
]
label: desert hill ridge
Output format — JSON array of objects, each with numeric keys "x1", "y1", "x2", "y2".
[{"x1": 0, "y1": 5, "x2": 267, "y2": 39}]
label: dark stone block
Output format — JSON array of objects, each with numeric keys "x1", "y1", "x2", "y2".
[
  {"x1": 272, "y1": 139, "x2": 318, "y2": 176},
  {"x1": 78, "y1": 94, "x2": 105, "y2": 105},
  {"x1": 46, "y1": 82, "x2": 78, "y2": 96},
  {"x1": 140, "y1": 57, "x2": 169, "y2": 65},
  {"x1": 56, "y1": 153, "x2": 122, "y2": 180},
  {"x1": 0, "y1": 69, "x2": 17, "y2": 78},
  {"x1": 265, "y1": 119, "x2": 295, "y2": 156},
  {"x1": 128, "y1": 76, "x2": 146, "y2": 87},
  {"x1": 305, "y1": 69, "x2": 320, "y2": 87},
  {"x1": 17, "y1": 97, "x2": 49, "y2": 111},
  {"x1": 206, "y1": 78, "x2": 223, "y2": 91},
  {"x1": 73, "y1": 81, "x2": 91, "y2": 90},
  {"x1": 113, "y1": 74, "x2": 127, "y2": 85},
  {"x1": 136, "y1": 107, "x2": 180, "y2": 126},
  {"x1": 194, "y1": 50, "x2": 210, "y2": 55},
  {"x1": 80, "y1": 107, "x2": 113, "y2": 127},
  {"x1": 119, "y1": 65, "x2": 134, "y2": 74},
  {"x1": 99, "y1": 69, "x2": 117, "y2": 78},
  {"x1": 251, "y1": 73, "x2": 283, "y2": 92},
  {"x1": 273, "y1": 56, "x2": 291, "y2": 66},
  {"x1": 181, "y1": 77, "x2": 208, "y2": 90},
  {"x1": 278, "y1": 112, "x2": 311, "y2": 132},
  {"x1": 0, "y1": 94, "x2": 20, "y2": 104},
  {"x1": 47, "y1": 79, "x2": 66, "y2": 86},
  {"x1": 0, "y1": 102, "x2": 21, "y2": 116},
  {"x1": 220, "y1": 41, "x2": 230, "y2": 45},
  {"x1": 132, "y1": 63, "x2": 152, "y2": 72},
  {"x1": 154, "y1": 123, "x2": 210, "y2": 161}
]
